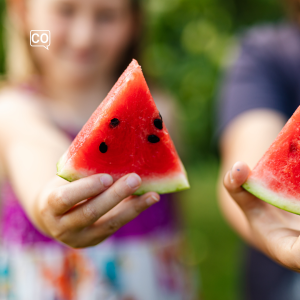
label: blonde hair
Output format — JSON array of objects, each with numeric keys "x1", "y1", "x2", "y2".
[
  {"x1": 285, "y1": 0, "x2": 300, "y2": 23},
  {"x1": 4, "y1": 12, "x2": 38, "y2": 84},
  {"x1": 3, "y1": 0, "x2": 141, "y2": 85}
]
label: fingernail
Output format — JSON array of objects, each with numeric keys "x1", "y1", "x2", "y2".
[
  {"x1": 231, "y1": 162, "x2": 243, "y2": 183},
  {"x1": 100, "y1": 174, "x2": 113, "y2": 187},
  {"x1": 146, "y1": 195, "x2": 160, "y2": 206},
  {"x1": 126, "y1": 174, "x2": 141, "y2": 189}
]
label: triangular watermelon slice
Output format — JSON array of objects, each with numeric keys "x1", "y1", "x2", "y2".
[
  {"x1": 243, "y1": 106, "x2": 300, "y2": 214},
  {"x1": 57, "y1": 59, "x2": 189, "y2": 195}
]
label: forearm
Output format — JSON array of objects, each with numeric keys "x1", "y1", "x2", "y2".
[{"x1": 218, "y1": 109, "x2": 287, "y2": 246}]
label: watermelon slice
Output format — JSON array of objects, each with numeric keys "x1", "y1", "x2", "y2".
[
  {"x1": 243, "y1": 106, "x2": 300, "y2": 214},
  {"x1": 57, "y1": 59, "x2": 189, "y2": 195}
]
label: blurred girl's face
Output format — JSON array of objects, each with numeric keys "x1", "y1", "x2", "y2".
[{"x1": 24, "y1": 0, "x2": 137, "y2": 83}]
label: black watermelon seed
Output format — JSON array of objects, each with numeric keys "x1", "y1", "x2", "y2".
[
  {"x1": 148, "y1": 135, "x2": 160, "y2": 143},
  {"x1": 99, "y1": 142, "x2": 108, "y2": 153},
  {"x1": 159, "y1": 112, "x2": 163, "y2": 121},
  {"x1": 154, "y1": 118, "x2": 163, "y2": 130},
  {"x1": 110, "y1": 118, "x2": 120, "y2": 128}
]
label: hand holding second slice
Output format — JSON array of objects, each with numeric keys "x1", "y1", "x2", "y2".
[{"x1": 224, "y1": 106, "x2": 300, "y2": 271}]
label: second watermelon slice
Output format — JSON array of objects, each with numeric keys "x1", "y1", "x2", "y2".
[
  {"x1": 243, "y1": 106, "x2": 300, "y2": 214},
  {"x1": 57, "y1": 59, "x2": 189, "y2": 195}
]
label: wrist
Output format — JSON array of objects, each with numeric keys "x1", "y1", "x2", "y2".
[{"x1": 30, "y1": 188, "x2": 52, "y2": 237}]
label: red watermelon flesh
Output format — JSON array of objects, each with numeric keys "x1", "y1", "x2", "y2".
[
  {"x1": 57, "y1": 59, "x2": 189, "y2": 195},
  {"x1": 243, "y1": 106, "x2": 300, "y2": 214}
]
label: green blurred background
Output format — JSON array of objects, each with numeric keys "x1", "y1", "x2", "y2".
[
  {"x1": 141, "y1": 1, "x2": 284, "y2": 299},
  {"x1": 0, "y1": 0, "x2": 285, "y2": 299},
  {"x1": 141, "y1": 1, "x2": 283, "y2": 299}
]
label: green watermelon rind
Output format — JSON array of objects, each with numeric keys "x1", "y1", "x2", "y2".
[
  {"x1": 56, "y1": 151, "x2": 75, "y2": 181},
  {"x1": 56, "y1": 152, "x2": 67, "y2": 178},
  {"x1": 57, "y1": 152, "x2": 89, "y2": 182},
  {"x1": 243, "y1": 177, "x2": 300, "y2": 215},
  {"x1": 57, "y1": 155, "x2": 190, "y2": 195}
]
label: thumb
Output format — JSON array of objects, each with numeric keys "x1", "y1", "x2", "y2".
[{"x1": 224, "y1": 161, "x2": 265, "y2": 218}]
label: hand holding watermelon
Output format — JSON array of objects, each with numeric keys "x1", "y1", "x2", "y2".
[
  {"x1": 34, "y1": 59, "x2": 187, "y2": 248},
  {"x1": 36, "y1": 173, "x2": 159, "y2": 248},
  {"x1": 224, "y1": 161, "x2": 300, "y2": 271},
  {"x1": 38, "y1": 59, "x2": 188, "y2": 248}
]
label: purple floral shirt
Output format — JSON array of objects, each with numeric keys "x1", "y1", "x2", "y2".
[{"x1": 1, "y1": 181, "x2": 178, "y2": 245}]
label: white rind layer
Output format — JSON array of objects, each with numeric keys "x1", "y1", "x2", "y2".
[
  {"x1": 134, "y1": 172, "x2": 190, "y2": 195},
  {"x1": 243, "y1": 177, "x2": 300, "y2": 215},
  {"x1": 57, "y1": 155, "x2": 190, "y2": 195}
]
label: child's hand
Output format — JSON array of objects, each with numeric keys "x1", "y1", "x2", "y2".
[
  {"x1": 36, "y1": 173, "x2": 159, "y2": 248},
  {"x1": 224, "y1": 162, "x2": 300, "y2": 272}
]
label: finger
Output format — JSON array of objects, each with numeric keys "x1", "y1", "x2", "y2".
[
  {"x1": 94, "y1": 192, "x2": 160, "y2": 236},
  {"x1": 60, "y1": 173, "x2": 142, "y2": 229},
  {"x1": 224, "y1": 163, "x2": 300, "y2": 270},
  {"x1": 49, "y1": 174, "x2": 113, "y2": 215},
  {"x1": 224, "y1": 161, "x2": 265, "y2": 218},
  {"x1": 70, "y1": 192, "x2": 160, "y2": 247}
]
